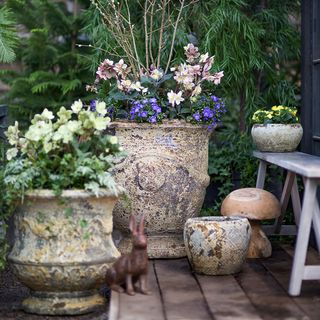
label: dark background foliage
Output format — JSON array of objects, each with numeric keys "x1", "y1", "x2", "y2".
[{"x1": 0, "y1": 0, "x2": 301, "y2": 211}]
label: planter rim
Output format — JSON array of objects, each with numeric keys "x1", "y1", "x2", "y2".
[
  {"x1": 110, "y1": 119, "x2": 212, "y2": 130},
  {"x1": 252, "y1": 123, "x2": 302, "y2": 128},
  {"x1": 186, "y1": 216, "x2": 249, "y2": 223},
  {"x1": 24, "y1": 189, "x2": 119, "y2": 199}
]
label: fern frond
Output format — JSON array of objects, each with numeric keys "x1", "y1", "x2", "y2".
[{"x1": 0, "y1": 6, "x2": 19, "y2": 63}]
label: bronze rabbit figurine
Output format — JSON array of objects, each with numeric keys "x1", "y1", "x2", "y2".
[{"x1": 106, "y1": 214, "x2": 149, "y2": 295}]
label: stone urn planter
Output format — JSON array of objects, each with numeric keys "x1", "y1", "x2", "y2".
[
  {"x1": 251, "y1": 124, "x2": 303, "y2": 152},
  {"x1": 8, "y1": 189, "x2": 120, "y2": 315},
  {"x1": 184, "y1": 216, "x2": 251, "y2": 275},
  {"x1": 111, "y1": 120, "x2": 211, "y2": 258}
]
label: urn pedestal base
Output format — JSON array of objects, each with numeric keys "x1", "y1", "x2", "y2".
[
  {"x1": 22, "y1": 290, "x2": 105, "y2": 315},
  {"x1": 118, "y1": 234, "x2": 186, "y2": 258}
]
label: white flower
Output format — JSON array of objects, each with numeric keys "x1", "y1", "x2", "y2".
[
  {"x1": 130, "y1": 81, "x2": 146, "y2": 92},
  {"x1": 5, "y1": 121, "x2": 19, "y2": 145},
  {"x1": 6, "y1": 148, "x2": 18, "y2": 161},
  {"x1": 93, "y1": 117, "x2": 110, "y2": 131},
  {"x1": 25, "y1": 121, "x2": 53, "y2": 142},
  {"x1": 118, "y1": 79, "x2": 132, "y2": 91},
  {"x1": 56, "y1": 124, "x2": 73, "y2": 143},
  {"x1": 199, "y1": 53, "x2": 209, "y2": 63},
  {"x1": 167, "y1": 90, "x2": 185, "y2": 107},
  {"x1": 43, "y1": 142, "x2": 53, "y2": 154},
  {"x1": 41, "y1": 108, "x2": 54, "y2": 120},
  {"x1": 66, "y1": 120, "x2": 82, "y2": 133},
  {"x1": 109, "y1": 136, "x2": 118, "y2": 145},
  {"x1": 192, "y1": 85, "x2": 202, "y2": 96},
  {"x1": 150, "y1": 69, "x2": 163, "y2": 81},
  {"x1": 71, "y1": 99, "x2": 83, "y2": 114},
  {"x1": 96, "y1": 101, "x2": 107, "y2": 116}
]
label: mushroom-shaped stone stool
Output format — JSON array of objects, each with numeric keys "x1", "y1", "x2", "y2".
[{"x1": 221, "y1": 188, "x2": 281, "y2": 258}]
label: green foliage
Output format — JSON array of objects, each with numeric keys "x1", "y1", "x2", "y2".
[
  {"x1": 0, "y1": 6, "x2": 19, "y2": 63},
  {"x1": 208, "y1": 131, "x2": 258, "y2": 211},
  {"x1": 190, "y1": 0, "x2": 300, "y2": 131},
  {"x1": 2, "y1": 0, "x2": 94, "y2": 126}
]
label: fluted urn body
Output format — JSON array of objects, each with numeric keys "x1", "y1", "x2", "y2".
[
  {"x1": 111, "y1": 121, "x2": 211, "y2": 258},
  {"x1": 8, "y1": 189, "x2": 120, "y2": 315}
]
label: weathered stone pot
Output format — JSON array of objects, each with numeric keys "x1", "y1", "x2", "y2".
[
  {"x1": 184, "y1": 216, "x2": 251, "y2": 275},
  {"x1": 251, "y1": 124, "x2": 303, "y2": 152},
  {"x1": 111, "y1": 120, "x2": 211, "y2": 258},
  {"x1": 8, "y1": 189, "x2": 120, "y2": 315}
]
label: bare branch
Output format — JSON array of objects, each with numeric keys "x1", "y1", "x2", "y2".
[
  {"x1": 157, "y1": 0, "x2": 167, "y2": 68},
  {"x1": 165, "y1": 0, "x2": 185, "y2": 74}
]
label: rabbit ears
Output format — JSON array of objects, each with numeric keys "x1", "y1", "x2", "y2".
[{"x1": 129, "y1": 214, "x2": 145, "y2": 235}]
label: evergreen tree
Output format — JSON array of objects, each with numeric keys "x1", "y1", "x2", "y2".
[
  {"x1": 2, "y1": 0, "x2": 93, "y2": 126},
  {"x1": 0, "y1": 6, "x2": 18, "y2": 63}
]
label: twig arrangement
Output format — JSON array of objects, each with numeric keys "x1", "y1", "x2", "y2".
[{"x1": 90, "y1": 0, "x2": 198, "y2": 79}]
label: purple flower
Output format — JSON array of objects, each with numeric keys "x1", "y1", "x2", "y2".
[
  {"x1": 149, "y1": 98, "x2": 157, "y2": 103},
  {"x1": 149, "y1": 116, "x2": 157, "y2": 123},
  {"x1": 90, "y1": 100, "x2": 96, "y2": 111},
  {"x1": 211, "y1": 95, "x2": 219, "y2": 102},
  {"x1": 142, "y1": 99, "x2": 149, "y2": 104},
  {"x1": 203, "y1": 107, "x2": 214, "y2": 118},
  {"x1": 152, "y1": 105, "x2": 161, "y2": 113},
  {"x1": 141, "y1": 111, "x2": 148, "y2": 118},
  {"x1": 193, "y1": 113, "x2": 201, "y2": 121}
]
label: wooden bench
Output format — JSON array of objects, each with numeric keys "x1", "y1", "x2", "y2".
[{"x1": 253, "y1": 151, "x2": 320, "y2": 296}]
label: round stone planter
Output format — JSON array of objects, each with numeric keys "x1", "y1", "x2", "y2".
[
  {"x1": 184, "y1": 216, "x2": 251, "y2": 275},
  {"x1": 251, "y1": 124, "x2": 303, "y2": 152},
  {"x1": 111, "y1": 120, "x2": 211, "y2": 258},
  {"x1": 8, "y1": 189, "x2": 120, "y2": 315}
]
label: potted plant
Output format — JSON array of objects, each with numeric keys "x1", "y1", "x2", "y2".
[
  {"x1": 2, "y1": 100, "x2": 124, "y2": 315},
  {"x1": 251, "y1": 105, "x2": 303, "y2": 152},
  {"x1": 88, "y1": 1, "x2": 226, "y2": 258}
]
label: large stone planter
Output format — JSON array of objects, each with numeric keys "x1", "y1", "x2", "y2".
[
  {"x1": 8, "y1": 189, "x2": 120, "y2": 315},
  {"x1": 111, "y1": 120, "x2": 211, "y2": 258},
  {"x1": 251, "y1": 124, "x2": 303, "y2": 152},
  {"x1": 184, "y1": 216, "x2": 251, "y2": 275}
]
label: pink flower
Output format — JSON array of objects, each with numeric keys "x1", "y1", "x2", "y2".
[
  {"x1": 212, "y1": 71, "x2": 224, "y2": 85},
  {"x1": 96, "y1": 59, "x2": 116, "y2": 80},
  {"x1": 184, "y1": 43, "x2": 200, "y2": 63},
  {"x1": 114, "y1": 59, "x2": 129, "y2": 78}
]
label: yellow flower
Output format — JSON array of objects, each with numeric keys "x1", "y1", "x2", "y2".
[{"x1": 266, "y1": 112, "x2": 273, "y2": 119}]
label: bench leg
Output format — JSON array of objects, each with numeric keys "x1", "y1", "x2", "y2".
[
  {"x1": 289, "y1": 178, "x2": 318, "y2": 296},
  {"x1": 274, "y1": 171, "x2": 295, "y2": 234},
  {"x1": 312, "y1": 198, "x2": 320, "y2": 252},
  {"x1": 302, "y1": 178, "x2": 320, "y2": 251},
  {"x1": 256, "y1": 160, "x2": 267, "y2": 189},
  {"x1": 291, "y1": 176, "x2": 301, "y2": 225}
]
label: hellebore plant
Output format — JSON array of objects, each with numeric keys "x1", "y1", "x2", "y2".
[
  {"x1": 4, "y1": 100, "x2": 125, "y2": 198},
  {"x1": 90, "y1": 44, "x2": 226, "y2": 129}
]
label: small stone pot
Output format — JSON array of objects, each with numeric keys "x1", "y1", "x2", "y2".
[
  {"x1": 184, "y1": 216, "x2": 251, "y2": 275},
  {"x1": 251, "y1": 124, "x2": 303, "y2": 152}
]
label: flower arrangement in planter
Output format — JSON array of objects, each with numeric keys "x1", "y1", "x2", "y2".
[
  {"x1": 2, "y1": 100, "x2": 125, "y2": 315},
  {"x1": 251, "y1": 105, "x2": 303, "y2": 152},
  {"x1": 91, "y1": 43, "x2": 226, "y2": 129},
  {"x1": 86, "y1": 0, "x2": 226, "y2": 258}
]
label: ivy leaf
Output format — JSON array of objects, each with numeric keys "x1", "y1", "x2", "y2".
[{"x1": 79, "y1": 219, "x2": 88, "y2": 228}]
